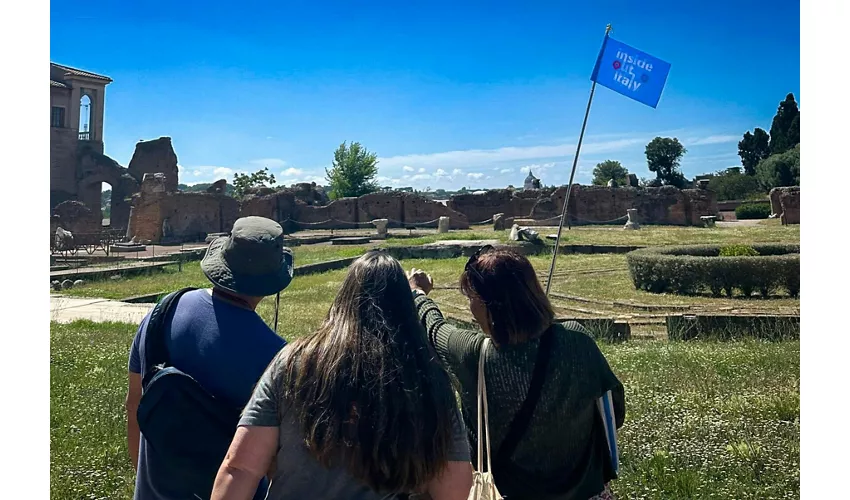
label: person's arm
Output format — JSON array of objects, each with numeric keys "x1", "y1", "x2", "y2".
[
  {"x1": 611, "y1": 381, "x2": 626, "y2": 429},
  {"x1": 426, "y1": 461, "x2": 474, "y2": 500},
  {"x1": 212, "y1": 357, "x2": 283, "y2": 499},
  {"x1": 566, "y1": 321, "x2": 626, "y2": 429},
  {"x1": 407, "y1": 268, "x2": 482, "y2": 369},
  {"x1": 413, "y1": 294, "x2": 483, "y2": 368},
  {"x1": 126, "y1": 322, "x2": 145, "y2": 471},
  {"x1": 426, "y1": 406, "x2": 473, "y2": 499},
  {"x1": 126, "y1": 372, "x2": 142, "y2": 471},
  {"x1": 211, "y1": 426, "x2": 279, "y2": 500}
]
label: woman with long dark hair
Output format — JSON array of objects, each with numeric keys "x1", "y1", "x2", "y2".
[
  {"x1": 408, "y1": 246, "x2": 625, "y2": 500},
  {"x1": 211, "y1": 251, "x2": 473, "y2": 500}
]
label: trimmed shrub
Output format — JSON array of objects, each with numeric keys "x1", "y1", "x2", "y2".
[
  {"x1": 735, "y1": 201, "x2": 772, "y2": 220},
  {"x1": 719, "y1": 245, "x2": 759, "y2": 257},
  {"x1": 626, "y1": 244, "x2": 799, "y2": 298},
  {"x1": 666, "y1": 315, "x2": 799, "y2": 341}
]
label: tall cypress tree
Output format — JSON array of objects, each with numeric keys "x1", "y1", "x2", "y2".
[{"x1": 768, "y1": 93, "x2": 800, "y2": 155}]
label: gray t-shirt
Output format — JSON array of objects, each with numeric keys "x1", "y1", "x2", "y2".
[{"x1": 240, "y1": 362, "x2": 471, "y2": 499}]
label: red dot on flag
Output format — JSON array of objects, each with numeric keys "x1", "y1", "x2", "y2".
[{"x1": 613, "y1": 61, "x2": 621, "y2": 70}]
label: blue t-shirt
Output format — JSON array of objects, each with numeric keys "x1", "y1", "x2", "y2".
[{"x1": 129, "y1": 289, "x2": 286, "y2": 500}]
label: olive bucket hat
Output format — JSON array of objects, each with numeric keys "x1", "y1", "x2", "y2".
[{"x1": 201, "y1": 216, "x2": 294, "y2": 297}]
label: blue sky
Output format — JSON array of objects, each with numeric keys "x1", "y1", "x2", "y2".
[{"x1": 50, "y1": 0, "x2": 800, "y2": 190}]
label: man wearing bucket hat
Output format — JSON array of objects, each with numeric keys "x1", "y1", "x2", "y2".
[{"x1": 126, "y1": 216, "x2": 294, "y2": 500}]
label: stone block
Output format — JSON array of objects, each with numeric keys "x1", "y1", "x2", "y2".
[
  {"x1": 372, "y1": 218, "x2": 389, "y2": 239},
  {"x1": 623, "y1": 208, "x2": 640, "y2": 230},
  {"x1": 493, "y1": 213, "x2": 506, "y2": 231},
  {"x1": 437, "y1": 216, "x2": 450, "y2": 233}
]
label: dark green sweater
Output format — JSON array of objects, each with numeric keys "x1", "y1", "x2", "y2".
[{"x1": 414, "y1": 295, "x2": 625, "y2": 500}]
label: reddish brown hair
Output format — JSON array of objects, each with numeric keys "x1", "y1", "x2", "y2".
[{"x1": 460, "y1": 248, "x2": 555, "y2": 345}]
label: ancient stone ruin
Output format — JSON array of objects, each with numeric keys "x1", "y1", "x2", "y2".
[
  {"x1": 769, "y1": 186, "x2": 800, "y2": 225},
  {"x1": 50, "y1": 134, "x2": 182, "y2": 233},
  {"x1": 449, "y1": 185, "x2": 717, "y2": 227},
  {"x1": 53, "y1": 133, "x2": 722, "y2": 245}
]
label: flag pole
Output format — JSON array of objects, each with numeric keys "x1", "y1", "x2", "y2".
[{"x1": 545, "y1": 24, "x2": 612, "y2": 296}]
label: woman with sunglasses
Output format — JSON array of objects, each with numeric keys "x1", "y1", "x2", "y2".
[{"x1": 408, "y1": 246, "x2": 625, "y2": 500}]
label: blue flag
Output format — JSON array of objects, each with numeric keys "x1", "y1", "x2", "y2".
[{"x1": 591, "y1": 36, "x2": 671, "y2": 108}]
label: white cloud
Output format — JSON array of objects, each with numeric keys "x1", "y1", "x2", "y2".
[
  {"x1": 281, "y1": 175, "x2": 325, "y2": 185},
  {"x1": 213, "y1": 167, "x2": 233, "y2": 178},
  {"x1": 467, "y1": 173, "x2": 484, "y2": 180},
  {"x1": 499, "y1": 168, "x2": 513, "y2": 174},
  {"x1": 177, "y1": 164, "x2": 184, "y2": 172},
  {"x1": 403, "y1": 166, "x2": 415, "y2": 172},
  {"x1": 520, "y1": 162, "x2": 557, "y2": 174},
  {"x1": 281, "y1": 167, "x2": 303, "y2": 177},
  {"x1": 376, "y1": 132, "x2": 735, "y2": 171},
  {"x1": 249, "y1": 158, "x2": 287, "y2": 170},
  {"x1": 378, "y1": 138, "x2": 644, "y2": 170},
  {"x1": 452, "y1": 168, "x2": 463, "y2": 176},
  {"x1": 410, "y1": 174, "x2": 432, "y2": 181},
  {"x1": 192, "y1": 170, "x2": 202, "y2": 177},
  {"x1": 687, "y1": 135, "x2": 739, "y2": 146},
  {"x1": 418, "y1": 167, "x2": 426, "y2": 173},
  {"x1": 435, "y1": 168, "x2": 449, "y2": 178}
]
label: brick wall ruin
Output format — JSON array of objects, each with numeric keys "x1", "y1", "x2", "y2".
[
  {"x1": 127, "y1": 175, "x2": 239, "y2": 243},
  {"x1": 769, "y1": 186, "x2": 800, "y2": 225},
  {"x1": 127, "y1": 137, "x2": 180, "y2": 192},
  {"x1": 128, "y1": 187, "x2": 470, "y2": 243},
  {"x1": 52, "y1": 200, "x2": 102, "y2": 235},
  {"x1": 449, "y1": 185, "x2": 717, "y2": 226}
]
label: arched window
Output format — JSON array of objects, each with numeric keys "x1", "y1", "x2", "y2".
[{"x1": 79, "y1": 95, "x2": 92, "y2": 140}]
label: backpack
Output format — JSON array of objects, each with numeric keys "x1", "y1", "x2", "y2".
[{"x1": 136, "y1": 288, "x2": 256, "y2": 499}]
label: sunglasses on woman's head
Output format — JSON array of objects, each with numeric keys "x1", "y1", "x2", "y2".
[{"x1": 465, "y1": 244, "x2": 494, "y2": 282}]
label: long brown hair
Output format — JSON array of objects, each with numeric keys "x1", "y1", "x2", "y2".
[
  {"x1": 272, "y1": 250, "x2": 457, "y2": 494},
  {"x1": 460, "y1": 247, "x2": 555, "y2": 345}
]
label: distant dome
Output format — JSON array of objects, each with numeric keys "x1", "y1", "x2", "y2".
[{"x1": 523, "y1": 170, "x2": 541, "y2": 190}]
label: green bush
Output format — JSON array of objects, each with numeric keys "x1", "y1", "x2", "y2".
[
  {"x1": 735, "y1": 201, "x2": 772, "y2": 220},
  {"x1": 719, "y1": 245, "x2": 759, "y2": 257},
  {"x1": 626, "y1": 244, "x2": 799, "y2": 298},
  {"x1": 707, "y1": 170, "x2": 763, "y2": 201},
  {"x1": 756, "y1": 144, "x2": 800, "y2": 190}
]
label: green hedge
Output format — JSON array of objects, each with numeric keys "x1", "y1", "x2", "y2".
[
  {"x1": 626, "y1": 244, "x2": 799, "y2": 298},
  {"x1": 735, "y1": 201, "x2": 772, "y2": 220}
]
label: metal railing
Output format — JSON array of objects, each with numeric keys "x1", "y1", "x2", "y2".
[{"x1": 78, "y1": 131, "x2": 91, "y2": 141}]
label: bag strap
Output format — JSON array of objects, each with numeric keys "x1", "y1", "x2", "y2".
[
  {"x1": 142, "y1": 287, "x2": 198, "y2": 386},
  {"x1": 495, "y1": 326, "x2": 555, "y2": 464},
  {"x1": 477, "y1": 337, "x2": 495, "y2": 473}
]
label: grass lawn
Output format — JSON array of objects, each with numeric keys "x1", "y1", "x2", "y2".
[
  {"x1": 51, "y1": 223, "x2": 800, "y2": 497},
  {"x1": 519, "y1": 220, "x2": 798, "y2": 247},
  {"x1": 295, "y1": 221, "x2": 798, "y2": 248},
  {"x1": 51, "y1": 320, "x2": 799, "y2": 499}
]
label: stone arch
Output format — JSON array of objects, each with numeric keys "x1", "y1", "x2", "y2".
[{"x1": 76, "y1": 147, "x2": 138, "y2": 231}]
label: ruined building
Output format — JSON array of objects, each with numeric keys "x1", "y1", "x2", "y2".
[{"x1": 50, "y1": 64, "x2": 183, "y2": 233}]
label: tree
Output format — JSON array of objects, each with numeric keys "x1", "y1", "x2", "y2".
[
  {"x1": 645, "y1": 137, "x2": 688, "y2": 188},
  {"x1": 756, "y1": 144, "x2": 800, "y2": 190},
  {"x1": 787, "y1": 114, "x2": 800, "y2": 147},
  {"x1": 592, "y1": 160, "x2": 629, "y2": 186},
  {"x1": 325, "y1": 141, "x2": 379, "y2": 199},
  {"x1": 737, "y1": 128, "x2": 770, "y2": 176},
  {"x1": 232, "y1": 167, "x2": 276, "y2": 198},
  {"x1": 706, "y1": 168, "x2": 763, "y2": 201},
  {"x1": 768, "y1": 93, "x2": 800, "y2": 155}
]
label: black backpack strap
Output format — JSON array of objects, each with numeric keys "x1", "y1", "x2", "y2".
[
  {"x1": 142, "y1": 287, "x2": 197, "y2": 386},
  {"x1": 495, "y1": 325, "x2": 555, "y2": 464}
]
